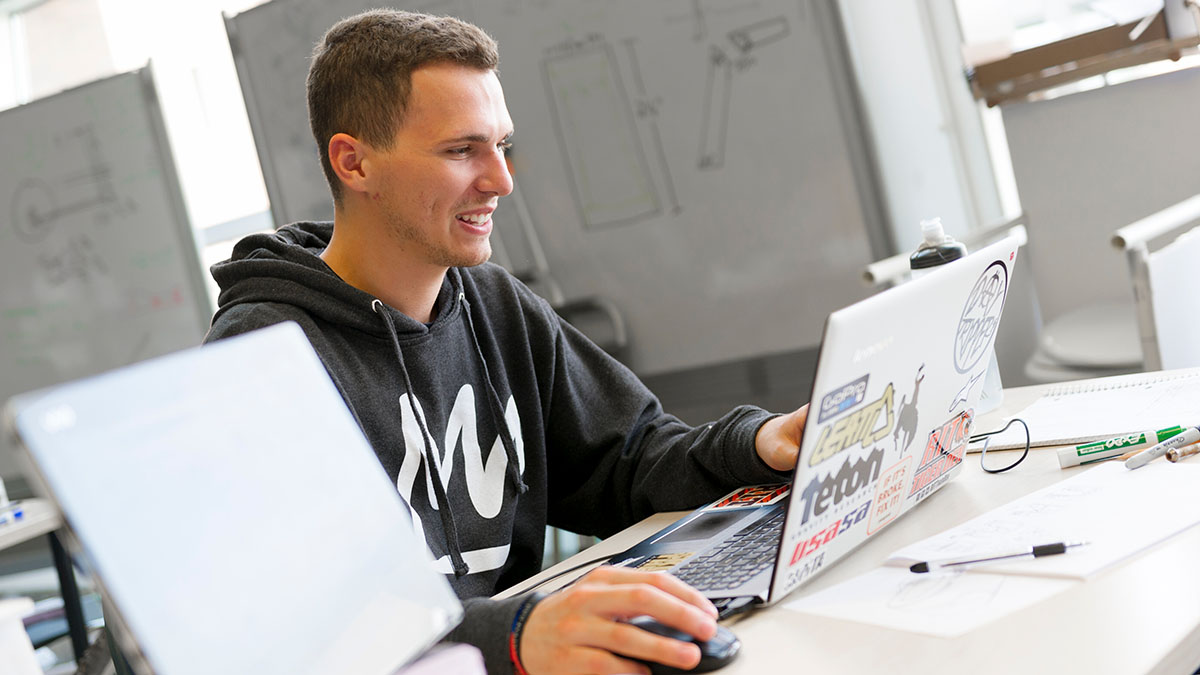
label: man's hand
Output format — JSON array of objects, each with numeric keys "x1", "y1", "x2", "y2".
[
  {"x1": 755, "y1": 404, "x2": 808, "y2": 472},
  {"x1": 518, "y1": 566, "x2": 718, "y2": 675}
]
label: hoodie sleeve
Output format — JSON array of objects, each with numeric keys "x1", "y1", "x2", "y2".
[
  {"x1": 441, "y1": 593, "x2": 544, "y2": 674},
  {"x1": 538, "y1": 301, "x2": 791, "y2": 538}
]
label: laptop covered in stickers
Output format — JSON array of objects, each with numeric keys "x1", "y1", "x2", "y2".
[{"x1": 613, "y1": 236, "x2": 1019, "y2": 610}]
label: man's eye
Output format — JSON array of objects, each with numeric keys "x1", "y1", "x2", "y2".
[
  {"x1": 499, "y1": 141, "x2": 513, "y2": 155},
  {"x1": 449, "y1": 147, "x2": 471, "y2": 156}
]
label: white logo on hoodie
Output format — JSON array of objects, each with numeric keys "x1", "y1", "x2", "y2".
[{"x1": 395, "y1": 384, "x2": 524, "y2": 574}]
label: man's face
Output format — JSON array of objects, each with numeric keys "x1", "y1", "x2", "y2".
[{"x1": 369, "y1": 62, "x2": 514, "y2": 269}]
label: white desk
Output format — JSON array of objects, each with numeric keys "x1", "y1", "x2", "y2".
[
  {"x1": 0, "y1": 498, "x2": 89, "y2": 661},
  {"x1": 502, "y1": 383, "x2": 1200, "y2": 674},
  {"x1": 0, "y1": 499, "x2": 61, "y2": 550}
]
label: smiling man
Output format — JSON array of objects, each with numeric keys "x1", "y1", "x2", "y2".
[{"x1": 204, "y1": 10, "x2": 806, "y2": 675}]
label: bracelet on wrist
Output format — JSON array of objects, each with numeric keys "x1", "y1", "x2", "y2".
[{"x1": 508, "y1": 592, "x2": 541, "y2": 675}]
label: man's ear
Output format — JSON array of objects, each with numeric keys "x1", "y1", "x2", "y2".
[{"x1": 328, "y1": 133, "x2": 370, "y2": 196}]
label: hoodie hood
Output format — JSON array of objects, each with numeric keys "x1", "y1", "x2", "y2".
[{"x1": 210, "y1": 221, "x2": 463, "y2": 339}]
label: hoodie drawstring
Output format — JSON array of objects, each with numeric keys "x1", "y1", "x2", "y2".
[
  {"x1": 460, "y1": 293, "x2": 529, "y2": 495},
  {"x1": 373, "y1": 299, "x2": 470, "y2": 578}
]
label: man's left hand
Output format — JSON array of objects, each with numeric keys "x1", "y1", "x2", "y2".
[{"x1": 754, "y1": 404, "x2": 807, "y2": 472}]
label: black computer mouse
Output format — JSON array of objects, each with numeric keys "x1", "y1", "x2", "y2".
[{"x1": 627, "y1": 615, "x2": 741, "y2": 674}]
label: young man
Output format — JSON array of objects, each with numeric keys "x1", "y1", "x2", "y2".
[{"x1": 206, "y1": 10, "x2": 807, "y2": 674}]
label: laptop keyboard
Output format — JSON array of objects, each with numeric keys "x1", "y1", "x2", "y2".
[{"x1": 670, "y1": 510, "x2": 785, "y2": 592}]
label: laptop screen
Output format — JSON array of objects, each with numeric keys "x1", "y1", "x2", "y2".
[{"x1": 7, "y1": 323, "x2": 462, "y2": 675}]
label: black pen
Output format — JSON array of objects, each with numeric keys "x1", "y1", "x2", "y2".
[{"x1": 909, "y1": 541, "x2": 1088, "y2": 573}]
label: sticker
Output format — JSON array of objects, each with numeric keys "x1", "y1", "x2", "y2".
[
  {"x1": 637, "y1": 553, "x2": 693, "y2": 572},
  {"x1": 908, "y1": 410, "x2": 973, "y2": 498},
  {"x1": 866, "y1": 457, "x2": 913, "y2": 535},
  {"x1": 710, "y1": 484, "x2": 790, "y2": 510},
  {"x1": 795, "y1": 447, "x2": 885, "y2": 526},
  {"x1": 789, "y1": 500, "x2": 871, "y2": 564},
  {"x1": 948, "y1": 369, "x2": 985, "y2": 413},
  {"x1": 817, "y1": 374, "x2": 869, "y2": 424},
  {"x1": 808, "y1": 384, "x2": 894, "y2": 467},
  {"x1": 955, "y1": 261, "x2": 1008, "y2": 373},
  {"x1": 891, "y1": 365, "x2": 925, "y2": 455},
  {"x1": 782, "y1": 550, "x2": 826, "y2": 589}
]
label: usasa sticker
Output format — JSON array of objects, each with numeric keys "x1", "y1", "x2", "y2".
[{"x1": 789, "y1": 499, "x2": 871, "y2": 564}]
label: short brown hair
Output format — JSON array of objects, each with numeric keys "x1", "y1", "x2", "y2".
[{"x1": 306, "y1": 10, "x2": 499, "y2": 204}]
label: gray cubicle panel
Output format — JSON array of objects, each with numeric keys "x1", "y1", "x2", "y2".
[
  {"x1": 226, "y1": 0, "x2": 889, "y2": 375},
  {"x1": 0, "y1": 67, "x2": 211, "y2": 480},
  {"x1": 1002, "y1": 66, "x2": 1200, "y2": 324}
]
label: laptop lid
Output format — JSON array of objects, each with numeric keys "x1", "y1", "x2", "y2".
[
  {"x1": 768, "y1": 235, "x2": 1019, "y2": 600},
  {"x1": 4, "y1": 322, "x2": 463, "y2": 675},
  {"x1": 609, "y1": 237, "x2": 1018, "y2": 606}
]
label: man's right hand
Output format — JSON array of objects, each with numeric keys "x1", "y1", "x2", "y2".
[{"x1": 517, "y1": 566, "x2": 719, "y2": 675}]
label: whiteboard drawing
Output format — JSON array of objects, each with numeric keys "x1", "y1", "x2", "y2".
[
  {"x1": 37, "y1": 233, "x2": 108, "y2": 286},
  {"x1": 622, "y1": 38, "x2": 682, "y2": 217},
  {"x1": 698, "y1": 16, "x2": 790, "y2": 171},
  {"x1": 666, "y1": 1, "x2": 781, "y2": 44},
  {"x1": 11, "y1": 126, "x2": 116, "y2": 243},
  {"x1": 729, "y1": 16, "x2": 790, "y2": 53},
  {"x1": 542, "y1": 39, "x2": 661, "y2": 230},
  {"x1": 698, "y1": 46, "x2": 733, "y2": 170}
]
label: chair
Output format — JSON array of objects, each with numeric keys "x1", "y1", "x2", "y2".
[{"x1": 1112, "y1": 193, "x2": 1200, "y2": 371}]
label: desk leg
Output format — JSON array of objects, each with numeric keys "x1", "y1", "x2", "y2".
[{"x1": 49, "y1": 532, "x2": 88, "y2": 662}]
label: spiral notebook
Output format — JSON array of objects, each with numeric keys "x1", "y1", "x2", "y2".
[{"x1": 981, "y1": 367, "x2": 1200, "y2": 449}]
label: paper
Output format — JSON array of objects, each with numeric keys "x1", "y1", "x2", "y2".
[
  {"x1": 983, "y1": 367, "x2": 1200, "y2": 449},
  {"x1": 888, "y1": 462, "x2": 1200, "y2": 579},
  {"x1": 782, "y1": 567, "x2": 1073, "y2": 637}
]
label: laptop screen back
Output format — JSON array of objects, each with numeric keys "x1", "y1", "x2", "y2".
[
  {"x1": 6, "y1": 323, "x2": 462, "y2": 675},
  {"x1": 770, "y1": 236, "x2": 1018, "y2": 598}
]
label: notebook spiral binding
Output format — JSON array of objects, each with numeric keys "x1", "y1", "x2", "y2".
[{"x1": 1043, "y1": 367, "x2": 1200, "y2": 398}]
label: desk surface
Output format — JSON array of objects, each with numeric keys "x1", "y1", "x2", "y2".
[
  {"x1": 0, "y1": 498, "x2": 60, "y2": 551},
  {"x1": 502, "y1": 383, "x2": 1200, "y2": 675}
]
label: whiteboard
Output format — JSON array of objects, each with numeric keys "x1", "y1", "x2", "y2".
[
  {"x1": 0, "y1": 67, "x2": 212, "y2": 480},
  {"x1": 228, "y1": 0, "x2": 884, "y2": 375}
]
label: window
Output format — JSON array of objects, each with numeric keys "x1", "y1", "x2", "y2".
[
  {"x1": 955, "y1": 0, "x2": 1200, "y2": 105},
  {"x1": 1, "y1": 0, "x2": 274, "y2": 306}
]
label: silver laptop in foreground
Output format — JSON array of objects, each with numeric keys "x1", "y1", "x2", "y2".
[
  {"x1": 615, "y1": 236, "x2": 1019, "y2": 609},
  {"x1": 5, "y1": 322, "x2": 462, "y2": 675}
]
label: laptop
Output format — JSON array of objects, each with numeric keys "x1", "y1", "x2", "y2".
[
  {"x1": 614, "y1": 236, "x2": 1019, "y2": 611},
  {"x1": 4, "y1": 322, "x2": 463, "y2": 675}
]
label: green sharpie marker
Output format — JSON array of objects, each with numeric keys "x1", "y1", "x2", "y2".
[{"x1": 1057, "y1": 425, "x2": 1186, "y2": 468}]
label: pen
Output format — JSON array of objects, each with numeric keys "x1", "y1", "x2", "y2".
[
  {"x1": 1167, "y1": 442, "x2": 1200, "y2": 463},
  {"x1": 1126, "y1": 425, "x2": 1200, "y2": 470},
  {"x1": 909, "y1": 541, "x2": 1088, "y2": 573},
  {"x1": 1058, "y1": 426, "x2": 1186, "y2": 468}
]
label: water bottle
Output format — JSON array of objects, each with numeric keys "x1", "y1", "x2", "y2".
[
  {"x1": 910, "y1": 218, "x2": 1004, "y2": 414},
  {"x1": 910, "y1": 218, "x2": 967, "y2": 276}
]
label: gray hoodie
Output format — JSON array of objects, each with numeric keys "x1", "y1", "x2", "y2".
[{"x1": 204, "y1": 222, "x2": 786, "y2": 671}]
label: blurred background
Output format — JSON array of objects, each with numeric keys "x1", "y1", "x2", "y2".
[{"x1": 2, "y1": 0, "x2": 1198, "y2": 670}]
